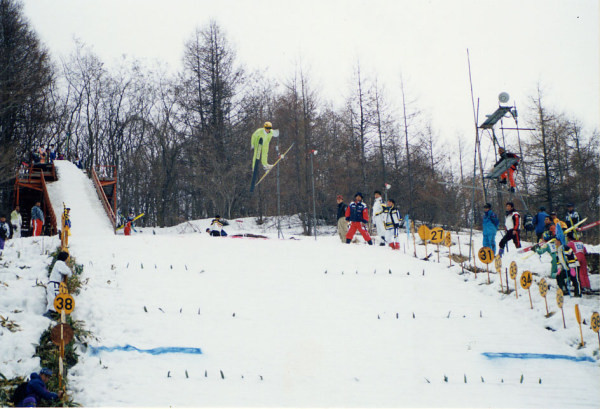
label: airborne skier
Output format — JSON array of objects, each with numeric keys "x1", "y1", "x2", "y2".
[{"x1": 250, "y1": 121, "x2": 278, "y2": 192}]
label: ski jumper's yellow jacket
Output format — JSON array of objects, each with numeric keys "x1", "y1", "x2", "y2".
[{"x1": 251, "y1": 128, "x2": 274, "y2": 169}]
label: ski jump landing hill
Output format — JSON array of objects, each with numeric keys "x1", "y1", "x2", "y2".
[{"x1": 2, "y1": 160, "x2": 599, "y2": 407}]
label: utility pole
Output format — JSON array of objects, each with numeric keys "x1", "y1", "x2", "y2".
[{"x1": 309, "y1": 149, "x2": 318, "y2": 240}]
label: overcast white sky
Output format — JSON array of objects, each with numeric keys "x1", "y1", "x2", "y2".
[{"x1": 21, "y1": 0, "x2": 599, "y2": 148}]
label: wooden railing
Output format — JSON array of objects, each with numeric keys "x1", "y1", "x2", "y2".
[
  {"x1": 90, "y1": 167, "x2": 116, "y2": 230},
  {"x1": 40, "y1": 172, "x2": 57, "y2": 235}
]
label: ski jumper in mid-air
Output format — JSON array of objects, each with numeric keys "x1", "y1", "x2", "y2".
[
  {"x1": 251, "y1": 122, "x2": 277, "y2": 171},
  {"x1": 250, "y1": 121, "x2": 279, "y2": 192}
]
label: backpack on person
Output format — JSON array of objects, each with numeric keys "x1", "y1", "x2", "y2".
[
  {"x1": 524, "y1": 214, "x2": 535, "y2": 232},
  {"x1": 11, "y1": 381, "x2": 29, "y2": 406}
]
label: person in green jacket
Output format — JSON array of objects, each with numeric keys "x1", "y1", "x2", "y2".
[{"x1": 251, "y1": 121, "x2": 277, "y2": 171}]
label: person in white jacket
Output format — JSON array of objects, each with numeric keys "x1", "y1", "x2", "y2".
[
  {"x1": 372, "y1": 191, "x2": 385, "y2": 246},
  {"x1": 10, "y1": 206, "x2": 22, "y2": 238},
  {"x1": 45, "y1": 251, "x2": 72, "y2": 317},
  {"x1": 383, "y1": 199, "x2": 402, "y2": 250}
]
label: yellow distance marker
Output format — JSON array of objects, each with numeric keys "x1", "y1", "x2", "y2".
[
  {"x1": 591, "y1": 311, "x2": 600, "y2": 349},
  {"x1": 444, "y1": 231, "x2": 452, "y2": 247},
  {"x1": 430, "y1": 227, "x2": 444, "y2": 244},
  {"x1": 478, "y1": 247, "x2": 494, "y2": 284},
  {"x1": 538, "y1": 278, "x2": 551, "y2": 317},
  {"x1": 520, "y1": 270, "x2": 533, "y2": 309},
  {"x1": 495, "y1": 255, "x2": 503, "y2": 292},
  {"x1": 478, "y1": 247, "x2": 494, "y2": 264},
  {"x1": 557, "y1": 288, "x2": 566, "y2": 328},
  {"x1": 53, "y1": 294, "x2": 75, "y2": 315},
  {"x1": 509, "y1": 261, "x2": 518, "y2": 298},
  {"x1": 575, "y1": 304, "x2": 585, "y2": 347},
  {"x1": 430, "y1": 227, "x2": 444, "y2": 263},
  {"x1": 417, "y1": 225, "x2": 431, "y2": 241},
  {"x1": 59, "y1": 282, "x2": 69, "y2": 295}
]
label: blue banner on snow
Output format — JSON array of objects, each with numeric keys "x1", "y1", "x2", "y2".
[
  {"x1": 482, "y1": 352, "x2": 594, "y2": 363},
  {"x1": 89, "y1": 345, "x2": 202, "y2": 356}
]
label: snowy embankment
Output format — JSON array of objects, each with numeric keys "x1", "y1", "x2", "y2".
[{"x1": 1, "y1": 161, "x2": 599, "y2": 408}]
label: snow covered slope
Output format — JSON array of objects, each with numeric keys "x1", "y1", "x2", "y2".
[
  {"x1": 45, "y1": 160, "x2": 114, "y2": 241},
  {"x1": 2, "y1": 163, "x2": 599, "y2": 407}
]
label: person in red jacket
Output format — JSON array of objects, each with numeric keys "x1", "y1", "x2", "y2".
[
  {"x1": 345, "y1": 192, "x2": 373, "y2": 245},
  {"x1": 566, "y1": 231, "x2": 590, "y2": 293},
  {"x1": 498, "y1": 202, "x2": 521, "y2": 256}
]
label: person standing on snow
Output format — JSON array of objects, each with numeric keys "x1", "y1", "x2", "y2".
[
  {"x1": 251, "y1": 121, "x2": 277, "y2": 171},
  {"x1": 0, "y1": 215, "x2": 11, "y2": 259},
  {"x1": 44, "y1": 251, "x2": 72, "y2": 318},
  {"x1": 566, "y1": 231, "x2": 590, "y2": 294},
  {"x1": 534, "y1": 206, "x2": 549, "y2": 242},
  {"x1": 31, "y1": 202, "x2": 44, "y2": 237},
  {"x1": 482, "y1": 203, "x2": 499, "y2": 255},
  {"x1": 498, "y1": 202, "x2": 521, "y2": 256},
  {"x1": 11, "y1": 206, "x2": 22, "y2": 239},
  {"x1": 345, "y1": 192, "x2": 373, "y2": 245},
  {"x1": 372, "y1": 191, "x2": 386, "y2": 246},
  {"x1": 124, "y1": 212, "x2": 138, "y2": 236},
  {"x1": 336, "y1": 195, "x2": 348, "y2": 243},
  {"x1": 383, "y1": 199, "x2": 401, "y2": 250},
  {"x1": 565, "y1": 203, "x2": 581, "y2": 239}
]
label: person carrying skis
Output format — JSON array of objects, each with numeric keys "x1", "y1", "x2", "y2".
[
  {"x1": 534, "y1": 206, "x2": 549, "y2": 241},
  {"x1": 382, "y1": 199, "x2": 401, "y2": 250},
  {"x1": 251, "y1": 121, "x2": 277, "y2": 171},
  {"x1": 566, "y1": 231, "x2": 590, "y2": 293},
  {"x1": 124, "y1": 212, "x2": 138, "y2": 236},
  {"x1": 18, "y1": 368, "x2": 63, "y2": 407},
  {"x1": 11, "y1": 206, "x2": 22, "y2": 239},
  {"x1": 372, "y1": 191, "x2": 386, "y2": 246},
  {"x1": 31, "y1": 202, "x2": 44, "y2": 237},
  {"x1": 336, "y1": 195, "x2": 348, "y2": 243},
  {"x1": 482, "y1": 203, "x2": 499, "y2": 254},
  {"x1": 498, "y1": 202, "x2": 520, "y2": 256},
  {"x1": 535, "y1": 216, "x2": 559, "y2": 279},
  {"x1": 549, "y1": 211, "x2": 568, "y2": 230},
  {"x1": 345, "y1": 192, "x2": 373, "y2": 245},
  {"x1": 495, "y1": 147, "x2": 519, "y2": 192},
  {"x1": 565, "y1": 203, "x2": 581, "y2": 239}
]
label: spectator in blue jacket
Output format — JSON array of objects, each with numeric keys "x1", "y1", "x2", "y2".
[
  {"x1": 534, "y1": 206, "x2": 549, "y2": 241},
  {"x1": 482, "y1": 203, "x2": 499, "y2": 254},
  {"x1": 19, "y1": 368, "x2": 63, "y2": 407}
]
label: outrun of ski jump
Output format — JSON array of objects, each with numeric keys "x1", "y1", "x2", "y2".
[{"x1": 0, "y1": 1, "x2": 599, "y2": 408}]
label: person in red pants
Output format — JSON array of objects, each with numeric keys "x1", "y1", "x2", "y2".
[
  {"x1": 345, "y1": 192, "x2": 373, "y2": 245},
  {"x1": 31, "y1": 202, "x2": 44, "y2": 236},
  {"x1": 566, "y1": 231, "x2": 591, "y2": 293},
  {"x1": 496, "y1": 147, "x2": 519, "y2": 192}
]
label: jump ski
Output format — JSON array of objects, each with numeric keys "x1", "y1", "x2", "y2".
[
  {"x1": 484, "y1": 157, "x2": 518, "y2": 179},
  {"x1": 518, "y1": 217, "x2": 587, "y2": 254},
  {"x1": 116, "y1": 213, "x2": 145, "y2": 231},
  {"x1": 252, "y1": 143, "x2": 295, "y2": 191},
  {"x1": 577, "y1": 220, "x2": 600, "y2": 232}
]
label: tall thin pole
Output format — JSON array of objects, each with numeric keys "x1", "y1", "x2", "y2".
[
  {"x1": 467, "y1": 49, "x2": 480, "y2": 262},
  {"x1": 276, "y1": 134, "x2": 282, "y2": 238},
  {"x1": 309, "y1": 150, "x2": 317, "y2": 240}
]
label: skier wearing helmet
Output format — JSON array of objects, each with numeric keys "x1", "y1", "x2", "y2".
[{"x1": 251, "y1": 121, "x2": 277, "y2": 171}]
